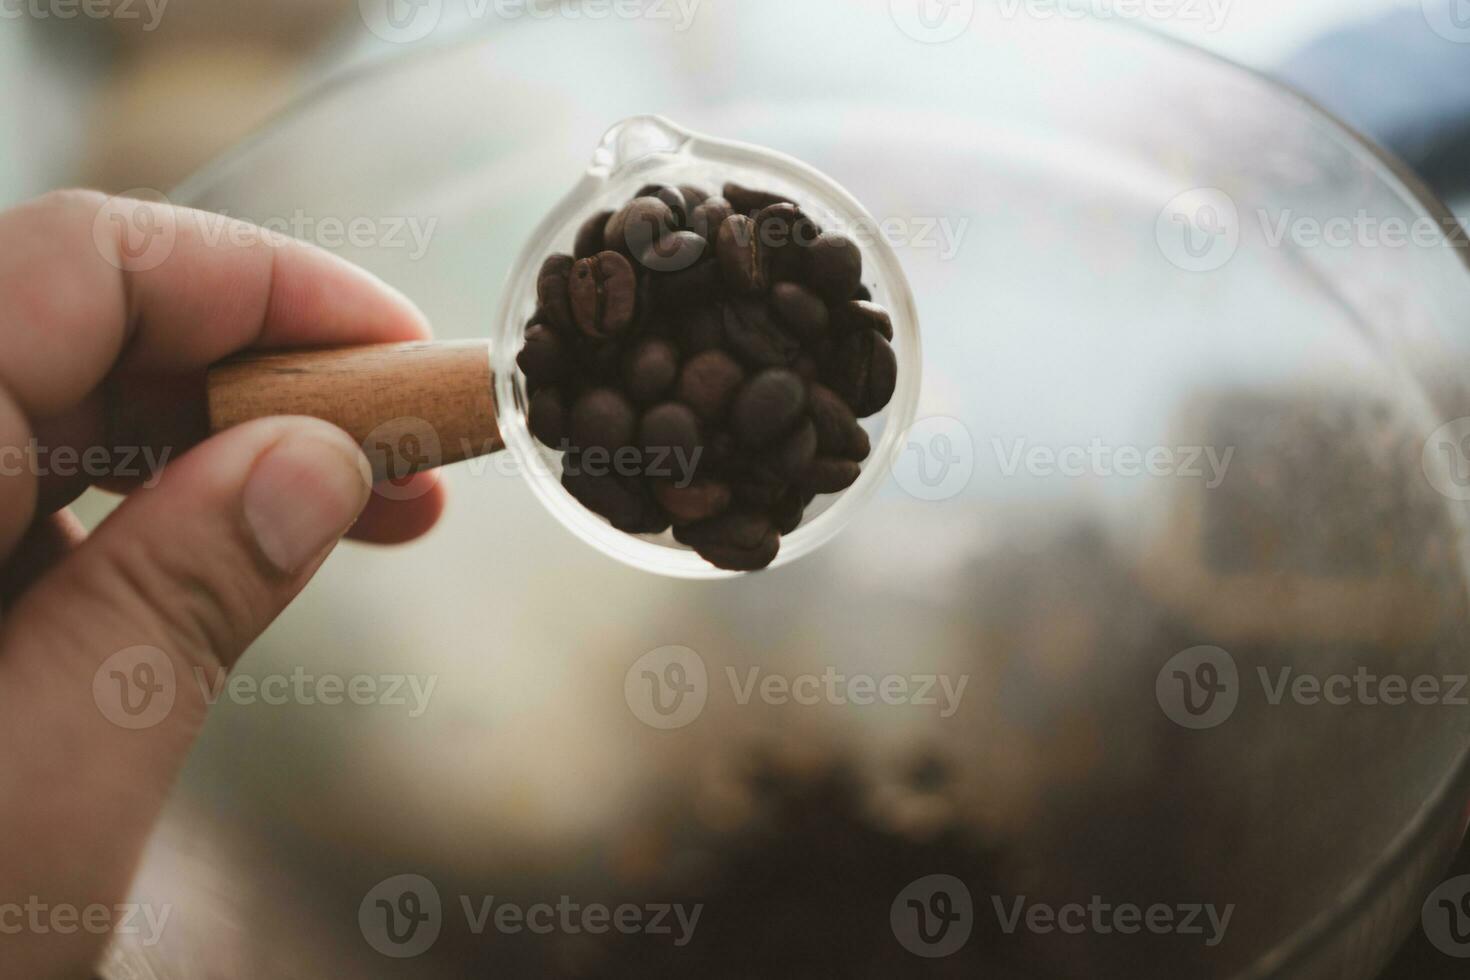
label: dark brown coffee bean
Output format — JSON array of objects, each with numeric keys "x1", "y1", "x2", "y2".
[
  {"x1": 635, "y1": 184, "x2": 688, "y2": 226},
  {"x1": 755, "y1": 203, "x2": 813, "y2": 284},
  {"x1": 832, "y1": 299, "x2": 893, "y2": 341},
  {"x1": 678, "y1": 184, "x2": 710, "y2": 208},
  {"x1": 678, "y1": 305, "x2": 725, "y2": 354},
  {"x1": 807, "y1": 232, "x2": 862, "y2": 302},
  {"x1": 529, "y1": 386, "x2": 569, "y2": 448},
  {"x1": 576, "y1": 336, "x2": 623, "y2": 383},
  {"x1": 723, "y1": 182, "x2": 787, "y2": 216},
  {"x1": 536, "y1": 254, "x2": 575, "y2": 333},
  {"x1": 807, "y1": 383, "x2": 860, "y2": 457},
  {"x1": 792, "y1": 354, "x2": 820, "y2": 383},
  {"x1": 729, "y1": 463, "x2": 789, "y2": 509},
  {"x1": 723, "y1": 298, "x2": 798, "y2": 368},
  {"x1": 676, "y1": 349, "x2": 744, "y2": 422},
  {"x1": 853, "y1": 284, "x2": 872, "y2": 302},
  {"x1": 798, "y1": 457, "x2": 861, "y2": 494},
  {"x1": 830, "y1": 328, "x2": 897, "y2": 418},
  {"x1": 770, "y1": 417, "x2": 818, "y2": 481},
  {"x1": 652, "y1": 260, "x2": 721, "y2": 313},
  {"x1": 563, "y1": 469, "x2": 662, "y2": 533},
  {"x1": 770, "y1": 488, "x2": 805, "y2": 535},
  {"x1": 569, "y1": 251, "x2": 637, "y2": 339},
  {"x1": 654, "y1": 478, "x2": 732, "y2": 526},
  {"x1": 675, "y1": 510, "x2": 780, "y2": 571},
  {"x1": 770, "y1": 282, "x2": 829, "y2": 343},
  {"x1": 639, "y1": 402, "x2": 702, "y2": 459},
  {"x1": 517, "y1": 322, "x2": 567, "y2": 388},
  {"x1": 570, "y1": 387, "x2": 636, "y2": 452},
  {"x1": 717, "y1": 214, "x2": 767, "y2": 294},
  {"x1": 689, "y1": 196, "x2": 734, "y2": 241},
  {"x1": 622, "y1": 337, "x2": 679, "y2": 404},
  {"x1": 574, "y1": 209, "x2": 614, "y2": 259},
  {"x1": 847, "y1": 423, "x2": 871, "y2": 462},
  {"x1": 604, "y1": 196, "x2": 676, "y2": 258},
  {"x1": 638, "y1": 230, "x2": 708, "y2": 273},
  {"x1": 731, "y1": 368, "x2": 806, "y2": 447}
]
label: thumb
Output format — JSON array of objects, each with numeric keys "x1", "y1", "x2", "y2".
[{"x1": 0, "y1": 416, "x2": 370, "y2": 978}]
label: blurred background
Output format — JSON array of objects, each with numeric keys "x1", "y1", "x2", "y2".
[{"x1": 7, "y1": 2, "x2": 1470, "y2": 979}]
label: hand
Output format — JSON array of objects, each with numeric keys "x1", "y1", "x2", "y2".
[{"x1": 0, "y1": 191, "x2": 445, "y2": 977}]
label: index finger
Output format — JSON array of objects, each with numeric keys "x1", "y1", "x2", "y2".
[{"x1": 0, "y1": 190, "x2": 433, "y2": 420}]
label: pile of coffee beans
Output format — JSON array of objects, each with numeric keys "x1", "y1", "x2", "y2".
[{"x1": 517, "y1": 181, "x2": 898, "y2": 571}]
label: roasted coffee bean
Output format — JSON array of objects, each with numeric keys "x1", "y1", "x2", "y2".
[
  {"x1": 574, "y1": 209, "x2": 614, "y2": 259},
  {"x1": 755, "y1": 203, "x2": 812, "y2": 284},
  {"x1": 569, "y1": 251, "x2": 637, "y2": 339},
  {"x1": 717, "y1": 214, "x2": 767, "y2": 294},
  {"x1": 517, "y1": 322, "x2": 567, "y2": 388},
  {"x1": 676, "y1": 349, "x2": 744, "y2": 422},
  {"x1": 807, "y1": 232, "x2": 863, "y2": 302},
  {"x1": 639, "y1": 402, "x2": 703, "y2": 460},
  {"x1": 622, "y1": 337, "x2": 679, "y2": 404},
  {"x1": 605, "y1": 196, "x2": 676, "y2": 258},
  {"x1": 655, "y1": 478, "x2": 732, "y2": 526},
  {"x1": 853, "y1": 284, "x2": 872, "y2": 302},
  {"x1": 847, "y1": 424, "x2": 871, "y2": 462},
  {"x1": 638, "y1": 230, "x2": 708, "y2": 273},
  {"x1": 652, "y1": 259, "x2": 721, "y2": 313},
  {"x1": 770, "y1": 488, "x2": 805, "y2": 535},
  {"x1": 576, "y1": 336, "x2": 623, "y2": 383},
  {"x1": 798, "y1": 457, "x2": 861, "y2": 494},
  {"x1": 833, "y1": 299, "x2": 893, "y2": 341},
  {"x1": 678, "y1": 184, "x2": 710, "y2": 208},
  {"x1": 829, "y1": 328, "x2": 897, "y2": 418},
  {"x1": 770, "y1": 417, "x2": 818, "y2": 481},
  {"x1": 679, "y1": 305, "x2": 726, "y2": 355},
  {"x1": 792, "y1": 354, "x2": 820, "y2": 383},
  {"x1": 807, "y1": 383, "x2": 861, "y2": 457},
  {"x1": 723, "y1": 297, "x2": 798, "y2": 368},
  {"x1": 731, "y1": 368, "x2": 806, "y2": 447},
  {"x1": 570, "y1": 387, "x2": 636, "y2": 452},
  {"x1": 536, "y1": 254, "x2": 576, "y2": 333},
  {"x1": 690, "y1": 196, "x2": 734, "y2": 241},
  {"x1": 729, "y1": 463, "x2": 789, "y2": 509},
  {"x1": 675, "y1": 511, "x2": 780, "y2": 571},
  {"x1": 529, "y1": 387, "x2": 569, "y2": 448},
  {"x1": 723, "y1": 182, "x2": 787, "y2": 216},
  {"x1": 635, "y1": 183, "x2": 689, "y2": 226},
  {"x1": 770, "y1": 282, "x2": 829, "y2": 343},
  {"x1": 563, "y1": 469, "x2": 663, "y2": 533}
]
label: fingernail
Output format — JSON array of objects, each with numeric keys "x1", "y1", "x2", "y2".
[{"x1": 244, "y1": 426, "x2": 371, "y2": 573}]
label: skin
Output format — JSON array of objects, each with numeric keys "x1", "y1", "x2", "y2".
[{"x1": 0, "y1": 191, "x2": 447, "y2": 978}]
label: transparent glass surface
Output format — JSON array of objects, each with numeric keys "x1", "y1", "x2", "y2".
[{"x1": 106, "y1": 4, "x2": 1470, "y2": 979}]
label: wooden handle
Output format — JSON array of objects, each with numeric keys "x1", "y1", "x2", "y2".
[{"x1": 207, "y1": 341, "x2": 503, "y2": 482}]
